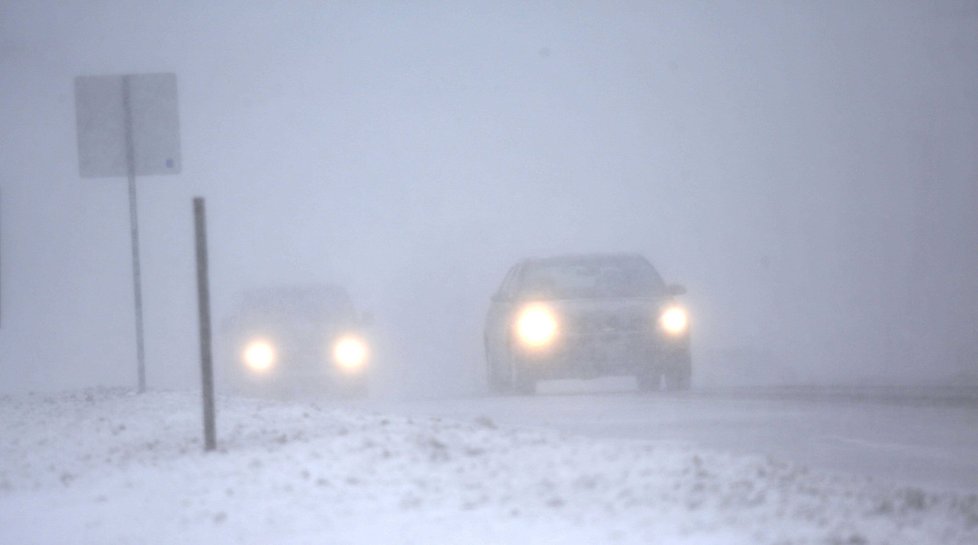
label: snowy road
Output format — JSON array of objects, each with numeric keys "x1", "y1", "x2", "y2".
[{"x1": 367, "y1": 382, "x2": 978, "y2": 494}]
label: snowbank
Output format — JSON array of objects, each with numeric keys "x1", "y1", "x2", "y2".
[{"x1": 1, "y1": 389, "x2": 975, "y2": 544}]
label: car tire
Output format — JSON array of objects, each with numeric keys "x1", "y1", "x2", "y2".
[
  {"x1": 486, "y1": 359, "x2": 509, "y2": 394},
  {"x1": 486, "y1": 342, "x2": 510, "y2": 395},
  {"x1": 508, "y1": 353, "x2": 536, "y2": 395},
  {"x1": 664, "y1": 369, "x2": 691, "y2": 391},
  {"x1": 487, "y1": 372, "x2": 507, "y2": 394},
  {"x1": 663, "y1": 351, "x2": 692, "y2": 391},
  {"x1": 636, "y1": 368, "x2": 662, "y2": 392}
]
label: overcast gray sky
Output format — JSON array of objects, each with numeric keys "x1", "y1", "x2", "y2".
[{"x1": 1, "y1": 1, "x2": 976, "y2": 394}]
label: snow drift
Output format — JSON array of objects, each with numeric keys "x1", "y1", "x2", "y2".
[{"x1": 1, "y1": 389, "x2": 975, "y2": 544}]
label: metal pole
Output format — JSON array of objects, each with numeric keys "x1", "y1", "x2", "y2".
[
  {"x1": 122, "y1": 75, "x2": 147, "y2": 393},
  {"x1": 194, "y1": 197, "x2": 217, "y2": 452},
  {"x1": 1, "y1": 186, "x2": 3, "y2": 329}
]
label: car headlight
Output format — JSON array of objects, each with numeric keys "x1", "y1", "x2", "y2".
[
  {"x1": 242, "y1": 338, "x2": 276, "y2": 373},
  {"x1": 332, "y1": 335, "x2": 369, "y2": 372},
  {"x1": 659, "y1": 305, "x2": 689, "y2": 336},
  {"x1": 514, "y1": 303, "x2": 559, "y2": 348}
]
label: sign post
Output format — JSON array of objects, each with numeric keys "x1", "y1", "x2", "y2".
[
  {"x1": 194, "y1": 197, "x2": 217, "y2": 452},
  {"x1": 74, "y1": 73, "x2": 181, "y2": 393},
  {"x1": 1, "y1": 187, "x2": 3, "y2": 328},
  {"x1": 121, "y1": 76, "x2": 147, "y2": 392}
]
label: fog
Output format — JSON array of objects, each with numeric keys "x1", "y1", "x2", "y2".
[{"x1": 1, "y1": 1, "x2": 976, "y2": 395}]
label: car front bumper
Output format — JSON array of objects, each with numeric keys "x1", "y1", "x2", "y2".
[{"x1": 514, "y1": 332, "x2": 689, "y2": 380}]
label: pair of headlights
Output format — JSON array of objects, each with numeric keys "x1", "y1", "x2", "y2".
[
  {"x1": 514, "y1": 303, "x2": 690, "y2": 349},
  {"x1": 241, "y1": 335, "x2": 369, "y2": 374}
]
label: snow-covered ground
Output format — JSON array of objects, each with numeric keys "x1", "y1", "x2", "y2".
[
  {"x1": 369, "y1": 380, "x2": 978, "y2": 494},
  {"x1": 1, "y1": 389, "x2": 976, "y2": 545}
]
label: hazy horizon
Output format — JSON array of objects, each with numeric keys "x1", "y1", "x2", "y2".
[{"x1": 2, "y1": 1, "x2": 976, "y2": 394}]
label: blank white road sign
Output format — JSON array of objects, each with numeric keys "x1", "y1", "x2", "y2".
[{"x1": 74, "y1": 73, "x2": 181, "y2": 178}]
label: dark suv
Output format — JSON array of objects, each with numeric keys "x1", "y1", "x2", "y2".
[
  {"x1": 484, "y1": 254, "x2": 691, "y2": 393},
  {"x1": 221, "y1": 285, "x2": 371, "y2": 397}
]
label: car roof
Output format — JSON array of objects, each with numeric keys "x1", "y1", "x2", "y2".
[
  {"x1": 521, "y1": 252, "x2": 653, "y2": 268},
  {"x1": 235, "y1": 284, "x2": 353, "y2": 312}
]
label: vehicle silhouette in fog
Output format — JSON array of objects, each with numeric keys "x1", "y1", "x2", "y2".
[
  {"x1": 485, "y1": 253, "x2": 691, "y2": 394},
  {"x1": 221, "y1": 285, "x2": 371, "y2": 397}
]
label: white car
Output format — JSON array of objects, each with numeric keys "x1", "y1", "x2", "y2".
[
  {"x1": 221, "y1": 285, "x2": 371, "y2": 397},
  {"x1": 484, "y1": 254, "x2": 691, "y2": 393}
]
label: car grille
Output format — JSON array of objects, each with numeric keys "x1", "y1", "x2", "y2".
[{"x1": 566, "y1": 308, "x2": 649, "y2": 336}]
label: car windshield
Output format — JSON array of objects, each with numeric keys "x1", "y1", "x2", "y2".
[
  {"x1": 236, "y1": 286, "x2": 356, "y2": 323},
  {"x1": 518, "y1": 256, "x2": 665, "y2": 299}
]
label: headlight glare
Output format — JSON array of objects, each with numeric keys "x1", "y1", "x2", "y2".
[
  {"x1": 333, "y1": 335, "x2": 369, "y2": 372},
  {"x1": 242, "y1": 339, "x2": 276, "y2": 373},
  {"x1": 659, "y1": 306, "x2": 689, "y2": 336},
  {"x1": 515, "y1": 303, "x2": 559, "y2": 348}
]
